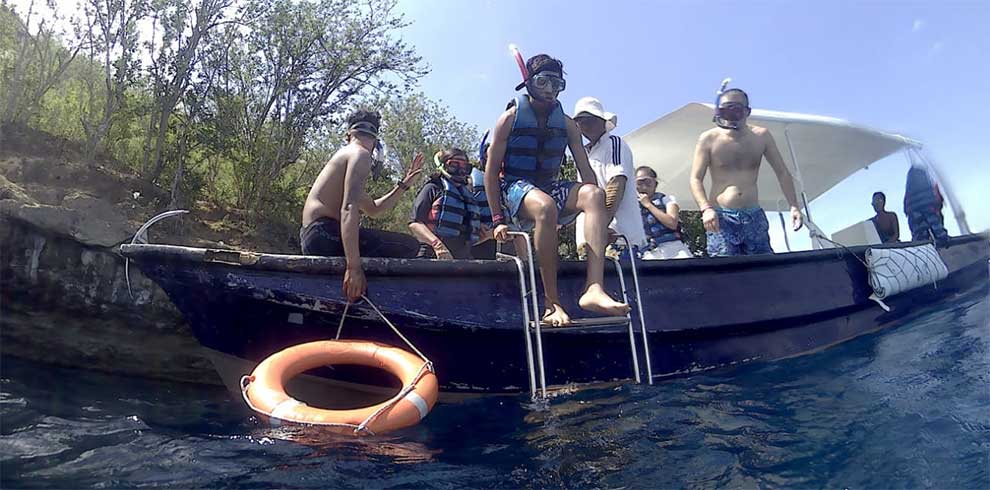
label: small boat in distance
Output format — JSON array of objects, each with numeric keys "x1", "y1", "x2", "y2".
[{"x1": 120, "y1": 104, "x2": 989, "y2": 400}]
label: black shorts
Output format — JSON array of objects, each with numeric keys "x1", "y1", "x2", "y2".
[
  {"x1": 414, "y1": 238, "x2": 496, "y2": 260},
  {"x1": 299, "y1": 217, "x2": 419, "y2": 258}
]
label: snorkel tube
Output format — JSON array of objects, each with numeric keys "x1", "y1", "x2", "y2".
[
  {"x1": 510, "y1": 44, "x2": 529, "y2": 86},
  {"x1": 712, "y1": 77, "x2": 737, "y2": 130},
  {"x1": 434, "y1": 151, "x2": 452, "y2": 179},
  {"x1": 478, "y1": 129, "x2": 491, "y2": 170}
]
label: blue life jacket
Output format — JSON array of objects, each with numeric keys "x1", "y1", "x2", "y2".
[
  {"x1": 470, "y1": 167, "x2": 493, "y2": 226},
  {"x1": 502, "y1": 94, "x2": 569, "y2": 186},
  {"x1": 429, "y1": 176, "x2": 483, "y2": 244},
  {"x1": 641, "y1": 192, "x2": 681, "y2": 249},
  {"x1": 903, "y1": 166, "x2": 940, "y2": 216},
  {"x1": 903, "y1": 165, "x2": 948, "y2": 243}
]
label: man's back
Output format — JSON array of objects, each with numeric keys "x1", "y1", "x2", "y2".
[
  {"x1": 704, "y1": 124, "x2": 768, "y2": 209},
  {"x1": 302, "y1": 145, "x2": 364, "y2": 227}
]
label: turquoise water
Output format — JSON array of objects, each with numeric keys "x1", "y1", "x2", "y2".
[{"x1": 2, "y1": 290, "x2": 988, "y2": 489}]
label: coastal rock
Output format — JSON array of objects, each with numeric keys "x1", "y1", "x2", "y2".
[
  {"x1": 0, "y1": 193, "x2": 133, "y2": 248},
  {"x1": 0, "y1": 215, "x2": 218, "y2": 385}
]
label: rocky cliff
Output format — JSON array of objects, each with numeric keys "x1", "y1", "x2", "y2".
[{"x1": 0, "y1": 126, "x2": 296, "y2": 384}]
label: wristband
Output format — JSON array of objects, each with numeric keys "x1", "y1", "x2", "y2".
[
  {"x1": 396, "y1": 181, "x2": 409, "y2": 191},
  {"x1": 492, "y1": 213, "x2": 505, "y2": 226},
  {"x1": 700, "y1": 203, "x2": 714, "y2": 212},
  {"x1": 430, "y1": 238, "x2": 443, "y2": 249}
]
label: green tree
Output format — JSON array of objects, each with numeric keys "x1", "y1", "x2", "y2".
[
  {"x1": 198, "y1": 0, "x2": 427, "y2": 217},
  {"x1": 678, "y1": 209, "x2": 707, "y2": 257},
  {"x1": 142, "y1": 0, "x2": 233, "y2": 184},
  {"x1": 0, "y1": 2, "x2": 82, "y2": 146},
  {"x1": 76, "y1": 0, "x2": 148, "y2": 162},
  {"x1": 362, "y1": 92, "x2": 478, "y2": 232}
]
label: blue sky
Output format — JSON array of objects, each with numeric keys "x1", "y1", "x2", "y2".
[{"x1": 396, "y1": 0, "x2": 989, "y2": 250}]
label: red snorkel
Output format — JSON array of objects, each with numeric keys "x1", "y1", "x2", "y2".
[{"x1": 510, "y1": 44, "x2": 530, "y2": 90}]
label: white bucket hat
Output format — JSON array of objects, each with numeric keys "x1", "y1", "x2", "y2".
[{"x1": 573, "y1": 97, "x2": 617, "y2": 132}]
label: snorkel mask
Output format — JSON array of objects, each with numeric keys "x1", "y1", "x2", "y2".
[
  {"x1": 434, "y1": 151, "x2": 471, "y2": 183},
  {"x1": 510, "y1": 45, "x2": 564, "y2": 102},
  {"x1": 349, "y1": 120, "x2": 388, "y2": 165},
  {"x1": 712, "y1": 78, "x2": 747, "y2": 130}
]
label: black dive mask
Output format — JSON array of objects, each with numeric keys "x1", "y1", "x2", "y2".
[{"x1": 715, "y1": 104, "x2": 748, "y2": 129}]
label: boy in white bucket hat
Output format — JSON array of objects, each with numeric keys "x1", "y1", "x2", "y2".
[{"x1": 572, "y1": 97, "x2": 647, "y2": 256}]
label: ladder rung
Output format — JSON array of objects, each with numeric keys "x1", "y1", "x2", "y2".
[{"x1": 530, "y1": 316, "x2": 631, "y2": 330}]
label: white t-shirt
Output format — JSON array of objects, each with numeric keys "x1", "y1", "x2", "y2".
[{"x1": 575, "y1": 133, "x2": 648, "y2": 249}]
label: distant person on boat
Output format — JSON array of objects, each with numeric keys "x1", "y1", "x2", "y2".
[
  {"x1": 635, "y1": 166, "x2": 694, "y2": 259},
  {"x1": 903, "y1": 161, "x2": 949, "y2": 245},
  {"x1": 300, "y1": 109, "x2": 424, "y2": 301},
  {"x1": 870, "y1": 191, "x2": 900, "y2": 243},
  {"x1": 408, "y1": 148, "x2": 495, "y2": 259},
  {"x1": 689, "y1": 87, "x2": 803, "y2": 256},
  {"x1": 485, "y1": 54, "x2": 630, "y2": 326},
  {"x1": 571, "y1": 96, "x2": 647, "y2": 257}
]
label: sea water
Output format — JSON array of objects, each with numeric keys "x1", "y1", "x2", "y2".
[{"x1": 2, "y1": 290, "x2": 987, "y2": 489}]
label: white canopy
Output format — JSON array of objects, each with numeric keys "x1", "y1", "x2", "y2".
[{"x1": 623, "y1": 103, "x2": 922, "y2": 211}]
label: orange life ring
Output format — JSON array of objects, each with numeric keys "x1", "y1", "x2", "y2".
[{"x1": 241, "y1": 340, "x2": 438, "y2": 435}]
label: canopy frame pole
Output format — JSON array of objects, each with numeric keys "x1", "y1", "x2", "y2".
[{"x1": 909, "y1": 147, "x2": 971, "y2": 235}]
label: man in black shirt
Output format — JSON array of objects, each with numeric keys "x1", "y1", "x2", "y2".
[{"x1": 408, "y1": 149, "x2": 495, "y2": 259}]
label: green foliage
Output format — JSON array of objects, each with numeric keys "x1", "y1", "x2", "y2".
[
  {"x1": 678, "y1": 210, "x2": 708, "y2": 257},
  {"x1": 0, "y1": 0, "x2": 464, "y2": 242},
  {"x1": 557, "y1": 156, "x2": 579, "y2": 260},
  {"x1": 362, "y1": 92, "x2": 479, "y2": 232}
]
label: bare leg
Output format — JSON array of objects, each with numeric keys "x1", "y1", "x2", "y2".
[
  {"x1": 519, "y1": 190, "x2": 570, "y2": 326},
  {"x1": 566, "y1": 184, "x2": 631, "y2": 316}
]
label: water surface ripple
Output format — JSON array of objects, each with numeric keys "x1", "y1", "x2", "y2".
[{"x1": 2, "y1": 291, "x2": 987, "y2": 488}]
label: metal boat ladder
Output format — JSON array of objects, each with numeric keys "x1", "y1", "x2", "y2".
[{"x1": 496, "y1": 231, "x2": 653, "y2": 400}]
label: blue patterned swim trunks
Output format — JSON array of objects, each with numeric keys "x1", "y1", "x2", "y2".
[
  {"x1": 501, "y1": 179, "x2": 580, "y2": 231},
  {"x1": 706, "y1": 207, "x2": 773, "y2": 257}
]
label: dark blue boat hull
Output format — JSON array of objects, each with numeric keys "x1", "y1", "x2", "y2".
[{"x1": 121, "y1": 235, "x2": 989, "y2": 394}]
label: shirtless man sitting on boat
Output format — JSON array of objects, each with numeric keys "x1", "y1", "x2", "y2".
[
  {"x1": 870, "y1": 191, "x2": 900, "y2": 243},
  {"x1": 300, "y1": 109, "x2": 424, "y2": 301},
  {"x1": 485, "y1": 54, "x2": 630, "y2": 326},
  {"x1": 690, "y1": 87, "x2": 803, "y2": 256}
]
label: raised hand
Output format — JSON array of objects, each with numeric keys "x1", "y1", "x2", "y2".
[
  {"x1": 401, "y1": 152, "x2": 425, "y2": 188},
  {"x1": 638, "y1": 193, "x2": 653, "y2": 208}
]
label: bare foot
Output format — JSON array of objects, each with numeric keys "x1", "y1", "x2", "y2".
[
  {"x1": 578, "y1": 284, "x2": 631, "y2": 316},
  {"x1": 541, "y1": 302, "x2": 572, "y2": 327}
]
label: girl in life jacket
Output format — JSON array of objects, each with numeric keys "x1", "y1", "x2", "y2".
[{"x1": 408, "y1": 148, "x2": 495, "y2": 259}]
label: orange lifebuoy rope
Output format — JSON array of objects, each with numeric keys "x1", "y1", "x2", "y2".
[{"x1": 241, "y1": 340, "x2": 438, "y2": 435}]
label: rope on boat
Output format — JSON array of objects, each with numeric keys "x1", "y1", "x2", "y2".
[
  {"x1": 335, "y1": 301, "x2": 351, "y2": 340},
  {"x1": 811, "y1": 230, "x2": 946, "y2": 311},
  {"x1": 333, "y1": 294, "x2": 434, "y2": 434}
]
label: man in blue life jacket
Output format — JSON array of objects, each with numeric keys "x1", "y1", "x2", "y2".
[
  {"x1": 904, "y1": 161, "x2": 949, "y2": 245},
  {"x1": 690, "y1": 88, "x2": 803, "y2": 256},
  {"x1": 484, "y1": 54, "x2": 630, "y2": 326},
  {"x1": 408, "y1": 148, "x2": 494, "y2": 259},
  {"x1": 870, "y1": 191, "x2": 900, "y2": 243}
]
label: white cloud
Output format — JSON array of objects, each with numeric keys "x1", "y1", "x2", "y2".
[
  {"x1": 912, "y1": 19, "x2": 925, "y2": 32},
  {"x1": 928, "y1": 41, "x2": 944, "y2": 56}
]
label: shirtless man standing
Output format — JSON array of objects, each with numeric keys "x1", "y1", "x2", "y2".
[
  {"x1": 300, "y1": 109, "x2": 424, "y2": 300},
  {"x1": 689, "y1": 88, "x2": 803, "y2": 256}
]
